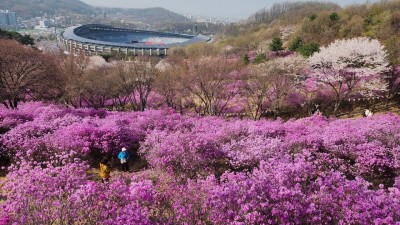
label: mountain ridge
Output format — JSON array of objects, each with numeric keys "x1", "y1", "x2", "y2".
[{"x1": 0, "y1": 0, "x2": 190, "y2": 24}]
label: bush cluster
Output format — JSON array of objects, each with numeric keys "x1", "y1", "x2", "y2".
[{"x1": 0, "y1": 102, "x2": 399, "y2": 224}]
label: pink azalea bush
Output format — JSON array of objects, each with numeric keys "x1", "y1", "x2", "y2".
[
  {"x1": 0, "y1": 154, "x2": 154, "y2": 224},
  {"x1": 1, "y1": 102, "x2": 400, "y2": 224}
]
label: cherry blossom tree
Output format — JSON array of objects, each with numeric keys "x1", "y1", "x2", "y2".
[{"x1": 308, "y1": 37, "x2": 389, "y2": 115}]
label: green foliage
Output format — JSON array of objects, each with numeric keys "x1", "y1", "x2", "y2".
[
  {"x1": 253, "y1": 54, "x2": 267, "y2": 65},
  {"x1": 308, "y1": 14, "x2": 317, "y2": 21},
  {"x1": 0, "y1": 29, "x2": 34, "y2": 45},
  {"x1": 269, "y1": 37, "x2": 284, "y2": 51},
  {"x1": 287, "y1": 36, "x2": 318, "y2": 57},
  {"x1": 19, "y1": 35, "x2": 35, "y2": 46},
  {"x1": 243, "y1": 54, "x2": 250, "y2": 65},
  {"x1": 364, "y1": 15, "x2": 373, "y2": 26},
  {"x1": 288, "y1": 37, "x2": 303, "y2": 51},
  {"x1": 298, "y1": 42, "x2": 320, "y2": 57},
  {"x1": 100, "y1": 54, "x2": 112, "y2": 62},
  {"x1": 329, "y1": 12, "x2": 340, "y2": 22}
]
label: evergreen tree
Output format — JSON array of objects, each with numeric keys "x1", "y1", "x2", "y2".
[
  {"x1": 253, "y1": 54, "x2": 268, "y2": 65},
  {"x1": 269, "y1": 37, "x2": 284, "y2": 51},
  {"x1": 288, "y1": 37, "x2": 303, "y2": 51},
  {"x1": 329, "y1": 12, "x2": 340, "y2": 22},
  {"x1": 298, "y1": 42, "x2": 320, "y2": 57},
  {"x1": 308, "y1": 14, "x2": 317, "y2": 21}
]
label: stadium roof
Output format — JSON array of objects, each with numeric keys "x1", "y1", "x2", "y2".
[{"x1": 62, "y1": 24, "x2": 211, "y2": 49}]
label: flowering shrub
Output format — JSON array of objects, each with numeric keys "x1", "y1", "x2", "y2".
[
  {"x1": 308, "y1": 37, "x2": 389, "y2": 114},
  {"x1": 1, "y1": 155, "x2": 89, "y2": 224},
  {"x1": 1, "y1": 102, "x2": 400, "y2": 224}
]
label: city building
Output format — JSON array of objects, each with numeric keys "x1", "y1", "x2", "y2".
[
  {"x1": 0, "y1": 11, "x2": 8, "y2": 27},
  {"x1": 0, "y1": 10, "x2": 18, "y2": 28},
  {"x1": 8, "y1": 11, "x2": 17, "y2": 27},
  {"x1": 34, "y1": 19, "x2": 51, "y2": 30}
]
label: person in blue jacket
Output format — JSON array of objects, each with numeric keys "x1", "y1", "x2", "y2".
[{"x1": 118, "y1": 147, "x2": 130, "y2": 172}]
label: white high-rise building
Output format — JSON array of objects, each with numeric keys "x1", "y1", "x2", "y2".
[
  {"x1": 0, "y1": 10, "x2": 18, "y2": 28},
  {"x1": 0, "y1": 11, "x2": 8, "y2": 27},
  {"x1": 8, "y1": 11, "x2": 17, "y2": 27}
]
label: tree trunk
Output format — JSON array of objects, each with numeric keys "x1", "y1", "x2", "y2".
[
  {"x1": 13, "y1": 98, "x2": 18, "y2": 109},
  {"x1": 2, "y1": 101, "x2": 9, "y2": 109},
  {"x1": 333, "y1": 100, "x2": 341, "y2": 116}
]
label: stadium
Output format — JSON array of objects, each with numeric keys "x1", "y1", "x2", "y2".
[{"x1": 61, "y1": 24, "x2": 211, "y2": 56}]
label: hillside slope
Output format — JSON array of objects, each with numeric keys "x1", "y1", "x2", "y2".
[
  {"x1": 0, "y1": 0, "x2": 190, "y2": 25},
  {"x1": 0, "y1": 0, "x2": 95, "y2": 18},
  {"x1": 100, "y1": 7, "x2": 191, "y2": 24},
  {"x1": 216, "y1": 0, "x2": 400, "y2": 65}
]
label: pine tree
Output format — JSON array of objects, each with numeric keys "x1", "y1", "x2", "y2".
[
  {"x1": 288, "y1": 37, "x2": 303, "y2": 51},
  {"x1": 269, "y1": 37, "x2": 284, "y2": 51}
]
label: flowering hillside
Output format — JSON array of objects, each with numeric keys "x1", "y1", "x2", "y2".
[{"x1": 0, "y1": 102, "x2": 399, "y2": 224}]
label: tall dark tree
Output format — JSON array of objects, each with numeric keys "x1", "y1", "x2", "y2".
[{"x1": 0, "y1": 40, "x2": 59, "y2": 109}]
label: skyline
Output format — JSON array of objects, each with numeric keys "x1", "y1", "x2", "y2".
[{"x1": 81, "y1": 0, "x2": 376, "y2": 19}]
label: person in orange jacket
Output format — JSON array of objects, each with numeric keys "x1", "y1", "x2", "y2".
[{"x1": 100, "y1": 157, "x2": 111, "y2": 183}]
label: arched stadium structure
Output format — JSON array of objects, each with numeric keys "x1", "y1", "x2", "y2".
[{"x1": 61, "y1": 24, "x2": 211, "y2": 56}]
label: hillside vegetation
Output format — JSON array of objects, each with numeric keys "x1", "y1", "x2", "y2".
[
  {"x1": 100, "y1": 7, "x2": 191, "y2": 24},
  {"x1": 0, "y1": 0, "x2": 95, "y2": 18},
  {"x1": 216, "y1": 0, "x2": 400, "y2": 65},
  {"x1": 0, "y1": 29, "x2": 34, "y2": 45},
  {"x1": 0, "y1": 0, "x2": 190, "y2": 25}
]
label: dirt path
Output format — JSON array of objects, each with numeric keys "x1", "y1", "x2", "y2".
[{"x1": 337, "y1": 101, "x2": 400, "y2": 119}]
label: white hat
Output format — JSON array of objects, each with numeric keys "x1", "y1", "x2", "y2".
[{"x1": 122, "y1": 147, "x2": 127, "y2": 151}]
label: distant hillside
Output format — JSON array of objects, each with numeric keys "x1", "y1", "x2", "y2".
[
  {"x1": 250, "y1": 1, "x2": 341, "y2": 25},
  {"x1": 0, "y1": 0, "x2": 189, "y2": 25},
  {"x1": 98, "y1": 7, "x2": 191, "y2": 24},
  {"x1": 215, "y1": 0, "x2": 400, "y2": 65},
  {"x1": 0, "y1": 0, "x2": 95, "y2": 18}
]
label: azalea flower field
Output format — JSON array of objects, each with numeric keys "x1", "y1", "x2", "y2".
[{"x1": 0, "y1": 102, "x2": 399, "y2": 224}]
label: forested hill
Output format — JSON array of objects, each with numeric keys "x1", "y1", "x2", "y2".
[
  {"x1": 219, "y1": 0, "x2": 400, "y2": 65},
  {"x1": 0, "y1": 0, "x2": 190, "y2": 24},
  {"x1": 0, "y1": 0, "x2": 95, "y2": 18},
  {"x1": 99, "y1": 7, "x2": 191, "y2": 24},
  {"x1": 250, "y1": 1, "x2": 341, "y2": 24}
]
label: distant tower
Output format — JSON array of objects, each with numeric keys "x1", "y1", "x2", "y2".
[
  {"x1": 0, "y1": 11, "x2": 8, "y2": 27},
  {"x1": 8, "y1": 12, "x2": 17, "y2": 27},
  {"x1": 193, "y1": 23, "x2": 198, "y2": 34},
  {"x1": 103, "y1": 11, "x2": 107, "y2": 19}
]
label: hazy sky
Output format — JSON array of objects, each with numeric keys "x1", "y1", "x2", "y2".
[{"x1": 81, "y1": 0, "x2": 373, "y2": 19}]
